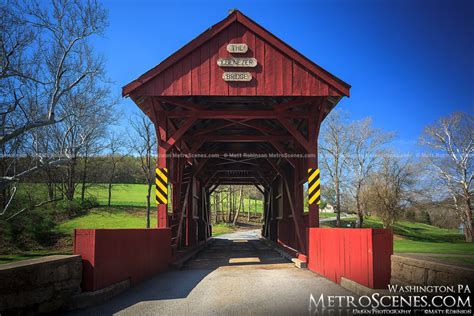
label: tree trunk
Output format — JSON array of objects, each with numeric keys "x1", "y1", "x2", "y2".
[
  {"x1": 464, "y1": 192, "x2": 473, "y2": 242},
  {"x1": 335, "y1": 177, "x2": 341, "y2": 227},
  {"x1": 107, "y1": 163, "x2": 116, "y2": 207},
  {"x1": 81, "y1": 154, "x2": 89, "y2": 202},
  {"x1": 146, "y1": 181, "x2": 152, "y2": 228},
  {"x1": 215, "y1": 194, "x2": 219, "y2": 224},
  {"x1": 233, "y1": 186, "x2": 243, "y2": 226},
  {"x1": 248, "y1": 196, "x2": 251, "y2": 221},
  {"x1": 228, "y1": 187, "x2": 233, "y2": 223},
  {"x1": 107, "y1": 181, "x2": 112, "y2": 207},
  {"x1": 255, "y1": 197, "x2": 259, "y2": 220},
  {"x1": 65, "y1": 157, "x2": 77, "y2": 201},
  {"x1": 355, "y1": 183, "x2": 363, "y2": 228},
  {"x1": 46, "y1": 173, "x2": 54, "y2": 201}
]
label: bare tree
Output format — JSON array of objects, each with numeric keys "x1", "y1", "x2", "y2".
[
  {"x1": 129, "y1": 113, "x2": 156, "y2": 228},
  {"x1": 106, "y1": 133, "x2": 126, "y2": 207},
  {"x1": 365, "y1": 154, "x2": 418, "y2": 228},
  {"x1": 347, "y1": 118, "x2": 394, "y2": 227},
  {"x1": 319, "y1": 110, "x2": 352, "y2": 226},
  {"x1": 420, "y1": 112, "x2": 473, "y2": 241},
  {"x1": 0, "y1": 0, "x2": 108, "y2": 213},
  {"x1": 51, "y1": 76, "x2": 113, "y2": 201}
]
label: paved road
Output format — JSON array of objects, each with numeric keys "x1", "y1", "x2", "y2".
[{"x1": 69, "y1": 230, "x2": 353, "y2": 316}]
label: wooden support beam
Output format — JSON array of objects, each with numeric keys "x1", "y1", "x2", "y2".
[
  {"x1": 157, "y1": 97, "x2": 204, "y2": 111},
  {"x1": 166, "y1": 110, "x2": 310, "y2": 119},
  {"x1": 252, "y1": 183, "x2": 265, "y2": 195},
  {"x1": 194, "y1": 119, "x2": 249, "y2": 136},
  {"x1": 166, "y1": 117, "x2": 197, "y2": 149},
  {"x1": 277, "y1": 117, "x2": 312, "y2": 152},
  {"x1": 269, "y1": 140, "x2": 297, "y2": 168},
  {"x1": 233, "y1": 120, "x2": 280, "y2": 135},
  {"x1": 283, "y1": 175, "x2": 306, "y2": 253},
  {"x1": 193, "y1": 135, "x2": 293, "y2": 142},
  {"x1": 273, "y1": 97, "x2": 312, "y2": 111}
]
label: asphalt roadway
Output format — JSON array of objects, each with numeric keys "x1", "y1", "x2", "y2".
[{"x1": 68, "y1": 229, "x2": 353, "y2": 316}]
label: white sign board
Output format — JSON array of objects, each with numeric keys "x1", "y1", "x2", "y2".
[
  {"x1": 222, "y1": 72, "x2": 252, "y2": 82},
  {"x1": 217, "y1": 57, "x2": 257, "y2": 68},
  {"x1": 227, "y1": 43, "x2": 248, "y2": 53}
]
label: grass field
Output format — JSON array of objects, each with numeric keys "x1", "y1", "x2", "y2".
[
  {"x1": 14, "y1": 183, "x2": 151, "y2": 207},
  {"x1": 55, "y1": 208, "x2": 157, "y2": 235},
  {"x1": 83, "y1": 184, "x2": 150, "y2": 207}
]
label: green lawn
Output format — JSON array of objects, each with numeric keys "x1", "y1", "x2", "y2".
[
  {"x1": 319, "y1": 212, "x2": 337, "y2": 218},
  {"x1": 14, "y1": 183, "x2": 151, "y2": 207},
  {"x1": 83, "y1": 184, "x2": 150, "y2": 207},
  {"x1": 0, "y1": 250, "x2": 71, "y2": 264},
  {"x1": 433, "y1": 256, "x2": 474, "y2": 266},
  {"x1": 393, "y1": 240, "x2": 474, "y2": 254},
  {"x1": 56, "y1": 208, "x2": 157, "y2": 235},
  {"x1": 212, "y1": 223, "x2": 237, "y2": 236}
]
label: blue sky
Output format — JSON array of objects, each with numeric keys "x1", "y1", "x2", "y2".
[{"x1": 95, "y1": 0, "x2": 473, "y2": 153}]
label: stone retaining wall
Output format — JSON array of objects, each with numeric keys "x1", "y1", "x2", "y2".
[
  {"x1": 391, "y1": 255, "x2": 474, "y2": 286},
  {"x1": 0, "y1": 255, "x2": 82, "y2": 315}
]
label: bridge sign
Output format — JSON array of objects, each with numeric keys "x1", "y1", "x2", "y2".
[
  {"x1": 222, "y1": 72, "x2": 252, "y2": 81},
  {"x1": 217, "y1": 57, "x2": 257, "y2": 68},
  {"x1": 227, "y1": 43, "x2": 248, "y2": 53}
]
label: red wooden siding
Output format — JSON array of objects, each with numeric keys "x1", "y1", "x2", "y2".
[
  {"x1": 308, "y1": 228, "x2": 393, "y2": 289},
  {"x1": 136, "y1": 22, "x2": 341, "y2": 97},
  {"x1": 74, "y1": 228, "x2": 171, "y2": 291}
]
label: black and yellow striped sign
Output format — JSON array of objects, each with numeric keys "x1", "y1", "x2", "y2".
[
  {"x1": 155, "y1": 168, "x2": 168, "y2": 204},
  {"x1": 308, "y1": 168, "x2": 320, "y2": 205}
]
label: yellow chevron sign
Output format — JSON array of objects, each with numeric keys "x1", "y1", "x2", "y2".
[
  {"x1": 156, "y1": 168, "x2": 168, "y2": 204},
  {"x1": 308, "y1": 168, "x2": 320, "y2": 205}
]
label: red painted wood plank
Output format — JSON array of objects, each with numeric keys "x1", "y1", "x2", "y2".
[
  {"x1": 182, "y1": 55, "x2": 192, "y2": 95},
  {"x1": 191, "y1": 48, "x2": 201, "y2": 95},
  {"x1": 209, "y1": 29, "x2": 220, "y2": 95},
  {"x1": 173, "y1": 60, "x2": 183, "y2": 95},
  {"x1": 227, "y1": 22, "x2": 239, "y2": 97},
  {"x1": 282, "y1": 54, "x2": 292, "y2": 95},
  {"x1": 264, "y1": 43, "x2": 276, "y2": 95},
  {"x1": 200, "y1": 42, "x2": 210, "y2": 95},
  {"x1": 237, "y1": 26, "x2": 256, "y2": 96},
  {"x1": 215, "y1": 26, "x2": 229, "y2": 95},
  {"x1": 292, "y1": 62, "x2": 305, "y2": 96},
  {"x1": 163, "y1": 68, "x2": 174, "y2": 96},
  {"x1": 255, "y1": 35, "x2": 265, "y2": 95}
]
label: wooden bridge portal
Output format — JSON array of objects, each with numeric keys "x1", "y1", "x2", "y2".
[{"x1": 122, "y1": 10, "x2": 351, "y2": 258}]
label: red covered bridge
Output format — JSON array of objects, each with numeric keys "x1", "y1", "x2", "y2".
[{"x1": 74, "y1": 10, "x2": 392, "y2": 295}]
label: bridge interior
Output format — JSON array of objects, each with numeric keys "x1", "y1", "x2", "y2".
[{"x1": 134, "y1": 95, "x2": 338, "y2": 257}]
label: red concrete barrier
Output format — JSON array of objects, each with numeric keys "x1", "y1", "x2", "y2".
[
  {"x1": 74, "y1": 228, "x2": 171, "y2": 291},
  {"x1": 308, "y1": 228, "x2": 393, "y2": 289}
]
